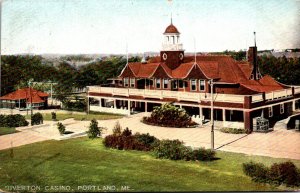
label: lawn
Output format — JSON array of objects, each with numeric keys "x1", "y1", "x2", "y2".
[
  {"x1": 25, "y1": 112, "x2": 123, "y2": 121},
  {"x1": 0, "y1": 127, "x2": 18, "y2": 136},
  {"x1": 0, "y1": 138, "x2": 299, "y2": 192}
]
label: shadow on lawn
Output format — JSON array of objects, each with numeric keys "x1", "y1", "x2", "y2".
[
  {"x1": 33, "y1": 153, "x2": 61, "y2": 167},
  {"x1": 64, "y1": 131, "x2": 74, "y2": 134}
]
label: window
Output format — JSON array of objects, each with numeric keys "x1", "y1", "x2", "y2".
[
  {"x1": 280, "y1": 104, "x2": 284, "y2": 114},
  {"x1": 163, "y1": 79, "x2": 169, "y2": 89},
  {"x1": 269, "y1": 106, "x2": 273, "y2": 117},
  {"x1": 130, "y1": 78, "x2": 135, "y2": 88},
  {"x1": 190, "y1": 79, "x2": 197, "y2": 91},
  {"x1": 156, "y1": 79, "x2": 161, "y2": 89},
  {"x1": 173, "y1": 80, "x2": 178, "y2": 89},
  {"x1": 124, "y1": 78, "x2": 129, "y2": 87},
  {"x1": 199, "y1": 80, "x2": 205, "y2": 91},
  {"x1": 179, "y1": 80, "x2": 184, "y2": 88}
]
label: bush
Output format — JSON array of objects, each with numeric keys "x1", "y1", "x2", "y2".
[
  {"x1": 0, "y1": 114, "x2": 29, "y2": 127},
  {"x1": 193, "y1": 147, "x2": 216, "y2": 161},
  {"x1": 267, "y1": 162, "x2": 299, "y2": 186},
  {"x1": 57, "y1": 122, "x2": 65, "y2": 135},
  {"x1": 51, "y1": 112, "x2": 57, "y2": 121},
  {"x1": 153, "y1": 139, "x2": 216, "y2": 161},
  {"x1": 243, "y1": 162, "x2": 268, "y2": 183},
  {"x1": 243, "y1": 161, "x2": 300, "y2": 186},
  {"x1": 135, "y1": 133, "x2": 159, "y2": 149},
  {"x1": 220, "y1": 127, "x2": 246, "y2": 134},
  {"x1": 87, "y1": 119, "x2": 102, "y2": 139},
  {"x1": 143, "y1": 103, "x2": 197, "y2": 128},
  {"x1": 153, "y1": 139, "x2": 184, "y2": 160},
  {"x1": 103, "y1": 128, "x2": 158, "y2": 151},
  {"x1": 31, "y1": 112, "x2": 43, "y2": 126}
]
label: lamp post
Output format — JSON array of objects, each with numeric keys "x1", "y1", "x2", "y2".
[{"x1": 209, "y1": 79, "x2": 214, "y2": 150}]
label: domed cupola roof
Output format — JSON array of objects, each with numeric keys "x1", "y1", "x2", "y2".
[{"x1": 164, "y1": 23, "x2": 180, "y2": 34}]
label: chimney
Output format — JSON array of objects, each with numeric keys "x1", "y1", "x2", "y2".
[{"x1": 248, "y1": 32, "x2": 262, "y2": 80}]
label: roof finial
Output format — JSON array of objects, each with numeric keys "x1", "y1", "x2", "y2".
[
  {"x1": 254, "y1": 31, "x2": 256, "y2": 47},
  {"x1": 126, "y1": 42, "x2": 128, "y2": 65},
  {"x1": 194, "y1": 37, "x2": 197, "y2": 65},
  {"x1": 171, "y1": 12, "x2": 173, "y2": 24}
]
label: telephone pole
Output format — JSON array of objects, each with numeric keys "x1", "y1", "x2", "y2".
[{"x1": 210, "y1": 79, "x2": 215, "y2": 150}]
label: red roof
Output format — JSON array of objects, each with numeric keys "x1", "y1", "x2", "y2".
[
  {"x1": 119, "y1": 55, "x2": 286, "y2": 94},
  {"x1": 164, "y1": 24, "x2": 180, "y2": 34},
  {"x1": 0, "y1": 88, "x2": 48, "y2": 103}
]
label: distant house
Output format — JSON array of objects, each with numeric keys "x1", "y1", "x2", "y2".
[{"x1": 0, "y1": 88, "x2": 48, "y2": 109}]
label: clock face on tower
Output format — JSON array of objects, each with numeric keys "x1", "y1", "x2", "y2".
[
  {"x1": 179, "y1": 53, "x2": 184, "y2": 60},
  {"x1": 163, "y1": 53, "x2": 167, "y2": 60}
]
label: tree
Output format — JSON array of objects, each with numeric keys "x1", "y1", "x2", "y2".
[{"x1": 87, "y1": 119, "x2": 102, "y2": 139}]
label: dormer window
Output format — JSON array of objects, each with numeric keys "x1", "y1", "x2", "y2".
[
  {"x1": 124, "y1": 78, "x2": 129, "y2": 87},
  {"x1": 156, "y1": 79, "x2": 161, "y2": 89},
  {"x1": 190, "y1": 79, "x2": 197, "y2": 91},
  {"x1": 199, "y1": 80, "x2": 205, "y2": 91},
  {"x1": 130, "y1": 78, "x2": 135, "y2": 88},
  {"x1": 163, "y1": 79, "x2": 169, "y2": 89}
]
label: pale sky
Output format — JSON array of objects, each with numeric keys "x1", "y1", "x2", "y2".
[{"x1": 1, "y1": 0, "x2": 300, "y2": 54}]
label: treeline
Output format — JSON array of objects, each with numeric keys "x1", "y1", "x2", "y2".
[
  {"x1": 1, "y1": 55, "x2": 140, "y2": 98},
  {"x1": 258, "y1": 55, "x2": 300, "y2": 85}
]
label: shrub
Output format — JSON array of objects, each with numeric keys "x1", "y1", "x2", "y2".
[
  {"x1": 0, "y1": 114, "x2": 28, "y2": 127},
  {"x1": 243, "y1": 161, "x2": 268, "y2": 183},
  {"x1": 113, "y1": 121, "x2": 122, "y2": 136},
  {"x1": 143, "y1": 103, "x2": 197, "y2": 128},
  {"x1": 51, "y1": 112, "x2": 57, "y2": 121},
  {"x1": 31, "y1": 112, "x2": 43, "y2": 126},
  {"x1": 122, "y1": 127, "x2": 132, "y2": 137},
  {"x1": 153, "y1": 139, "x2": 216, "y2": 161},
  {"x1": 57, "y1": 122, "x2": 65, "y2": 135},
  {"x1": 153, "y1": 139, "x2": 185, "y2": 160},
  {"x1": 135, "y1": 133, "x2": 158, "y2": 147},
  {"x1": 243, "y1": 161, "x2": 300, "y2": 186},
  {"x1": 267, "y1": 162, "x2": 299, "y2": 186},
  {"x1": 87, "y1": 119, "x2": 102, "y2": 139},
  {"x1": 220, "y1": 127, "x2": 246, "y2": 134},
  {"x1": 193, "y1": 147, "x2": 216, "y2": 161},
  {"x1": 103, "y1": 129, "x2": 158, "y2": 151}
]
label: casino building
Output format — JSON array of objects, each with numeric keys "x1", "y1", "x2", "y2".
[{"x1": 87, "y1": 21, "x2": 300, "y2": 133}]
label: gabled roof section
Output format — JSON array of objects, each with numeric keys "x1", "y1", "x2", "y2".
[
  {"x1": 136, "y1": 63, "x2": 160, "y2": 78},
  {"x1": 0, "y1": 88, "x2": 48, "y2": 103},
  {"x1": 172, "y1": 62, "x2": 194, "y2": 78},
  {"x1": 151, "y1": 64, "x2": 172, "y2": 78},
  {"x1": 118, "y1": 64, "x2": 136, "y2": 78}
]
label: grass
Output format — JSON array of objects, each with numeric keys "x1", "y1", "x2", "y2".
[
  {"x1": 220, "y1": 127, "x2": 246, "y2": 134},
  {"x1": 25, "y1": 112, "x2": 123, "y2": 121},
  {"x1": 0, "y1": 138, "x2": 299, "y2": 192},
  {"x1": 0, "y1": 127, "x2": 18, "y2": 136}
]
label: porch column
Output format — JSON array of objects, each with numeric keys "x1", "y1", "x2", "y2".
[
  {"x1": 222, "y1": 109, "x2": 226, "y2": 127},
  {"x1": 99, "y1": 97, "x2": 102, "y2": 107},
  {"x1": 128, "y1": 100, "x2": 130, "y2": 112},
  {"x1": 244, "y1": 111, "x2": 252, "y2": 134},
  {"x1": 114, "y1": 99, "x2": 117, "y2": 109},
  {"x1": 199, "y1": 106, "x2": 203, "y2": 125},
  {"x1": 292, "y1": 100, "x2": 296, "y2": 111},
  {"x1": 145, "y1": 102, "x2": 148, "y2": 112}
]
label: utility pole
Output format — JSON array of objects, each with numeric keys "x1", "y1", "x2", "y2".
[
  {"x1": 210, "y1": 79, "x2": 214, "y2": 150},
  {"x1": 29, "y1": 80, "x2": 33, "y2": 118}
]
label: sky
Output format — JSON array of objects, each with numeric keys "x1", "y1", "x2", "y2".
[{"x1": 1, "y1": 0, "x2": 300, "y2": 54}]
